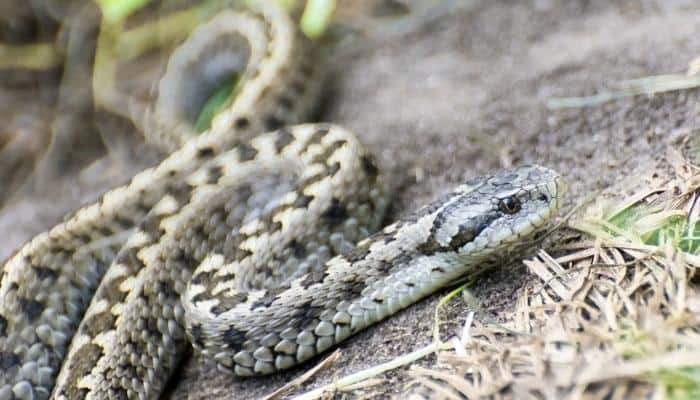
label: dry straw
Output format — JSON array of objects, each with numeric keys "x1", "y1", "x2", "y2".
[{"x1": 407, "y1": 134, "x2": 700, "y2": 399}]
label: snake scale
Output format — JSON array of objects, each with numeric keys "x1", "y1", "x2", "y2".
[{"x1": 0, "y1": 1, "x2": 562, "y2": 399}]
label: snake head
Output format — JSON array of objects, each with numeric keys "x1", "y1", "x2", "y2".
[{"x1": 425, "y1": 165, "x2": 562, "y2": 259}]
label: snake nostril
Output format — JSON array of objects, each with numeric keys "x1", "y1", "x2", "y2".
[{"x1": 538, "y1": 193, "x2": 548, "y2": 202}]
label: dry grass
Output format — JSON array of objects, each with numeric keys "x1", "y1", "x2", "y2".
[{"x1": 407, "y1": 136, "x2": 700, "y2": 399}]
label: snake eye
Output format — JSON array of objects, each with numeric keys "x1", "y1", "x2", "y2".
[{"x1": 498, "y1": 196, "x2": 521, "y2": 214}]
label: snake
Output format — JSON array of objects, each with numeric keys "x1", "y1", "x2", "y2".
[{"x1": 0, "y1": 1, "x2": 562, "y2": 399}]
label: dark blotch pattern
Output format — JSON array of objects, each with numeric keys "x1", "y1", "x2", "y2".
[
  {"x1": 289, "y1": 240, "x2": 306, "y2": 259},
  {"x1": 290, "y1": 301, "x2": 323, "y2": 330},
  {"x1": 112, "y1": 388, "x2": 129, "y2": 400},
  {"x1": 237, "y1": 143, "x2": 258, "y2": 161},
  {"x1": 0, "y1": 351, "x2": 19, "y2": 369},
  {"x1": 115, "y1": 215, "x2": 134, "y2": 230},
  {"x1": 233, "y1": 247, "x2": 254, "y2": 261},
  {"x1": 235, "y1": 117, "x2": 250, "y2": 129},
  {"x1": 32, "y1": 265, "x2": 58, "y2": 280},
  {"x1": 54, "y1": 343, "x2": 103, "y2": 399},
  {"x1": 328, "y1": 162, "x2": 340, "y2": 176},
  {"x1": 190, "y1": 272, "x2": 208, "y2": 286},
  {"x1": 189, "y1": 323, "x2": 205, "y2": 348},
  {"x1": 19, "y1": 298, "x2": 43, "y2": 321},
  {"x1": 250, "y1": 287, "x2": 286, "y2": 310},
  {"x1": 82, "y1": 309, "x2": 116, "y2": 339},
  {"x1": 419, "y1": 211, "x2": 498, "y2": 255},
  {"x1": 139, "y1": 215, "x2": 166, "y2": 239},
  {"x1": 223, "y1": 326, "x2": 247, "y2": 350},
  {"x1": 416, "y1": 237, "x2": 444, "y2": 255},
  {"x1": 263, "y1": 115, "x2": 284, "y2": 131},
  {"x1": 449, "y1": 214, "x2": 497, "y2": 249},
  {"x1": 207, "y1": 165, "x2": 224, "y2": 184},
  {"x1": 293, "y1": 194, "x2": 313, "y2": 208},
  {"x1": 360, "y1": 154, "x2": 379, "y2": 178},
  {"x1": 166, "y1": 182, "x2": 193, "y2": 206},
  {"x1": 447, "y1": 226, "x2": 478, "y2": 249},
  {"x1": 275, "y1": 128, "x2": 294, "y2": 152},
  {"x1": 209, "y1": 304, "x2": 230, "y2": 317},
  {"x1": 321, "y1": 198, "x2": 347, "y2": 226},
  {"x1": 344, "y1": 244, "x2": 371, "y2": 263},
  {"x1": 311, "y1": 140, "x2": 347, "y2": 166},
  {"x1": 237, "y1": 183, "x2": 254, "y2": 202},
  {"x1": 306, "y1": 127, "x2": 328, "y2": 147},
  {"x1": 109, "y1": 247, "x2": 147, "y2": 305},
  {"x1": 154, "y1": 280, "x2": 178, "y2": 301},
  {"x1": 250, "y1": 295, "x2": 275, "y2": 310},
  {"x1": 299, "y1": 268, "x2": 326, "y2": 289},
  {"x1": 209, "y1": 293, "x2": 249, "y2": 316},
  {"x1": 197, "y1": 147, "x2": 215, "y2": 158},
  {"x1": 374, "y1": 260, "x2": 393, "y2": 274}
]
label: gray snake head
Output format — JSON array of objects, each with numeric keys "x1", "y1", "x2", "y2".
[{"x1": 415, "y1": 164, "x2": 562, "y2": 263}]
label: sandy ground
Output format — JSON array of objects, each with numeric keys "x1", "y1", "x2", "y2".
[{"x1": 2, "y1": 0, "x2": 700, "y2": 399}]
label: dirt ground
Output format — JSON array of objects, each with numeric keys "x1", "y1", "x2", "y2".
[{"x1": 2, "y1": 0, "x2": 700, "y2": 399}]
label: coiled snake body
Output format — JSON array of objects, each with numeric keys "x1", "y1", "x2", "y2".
[{"x1": 0, "y1": 2, "x2": 561, "y2": 399}]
